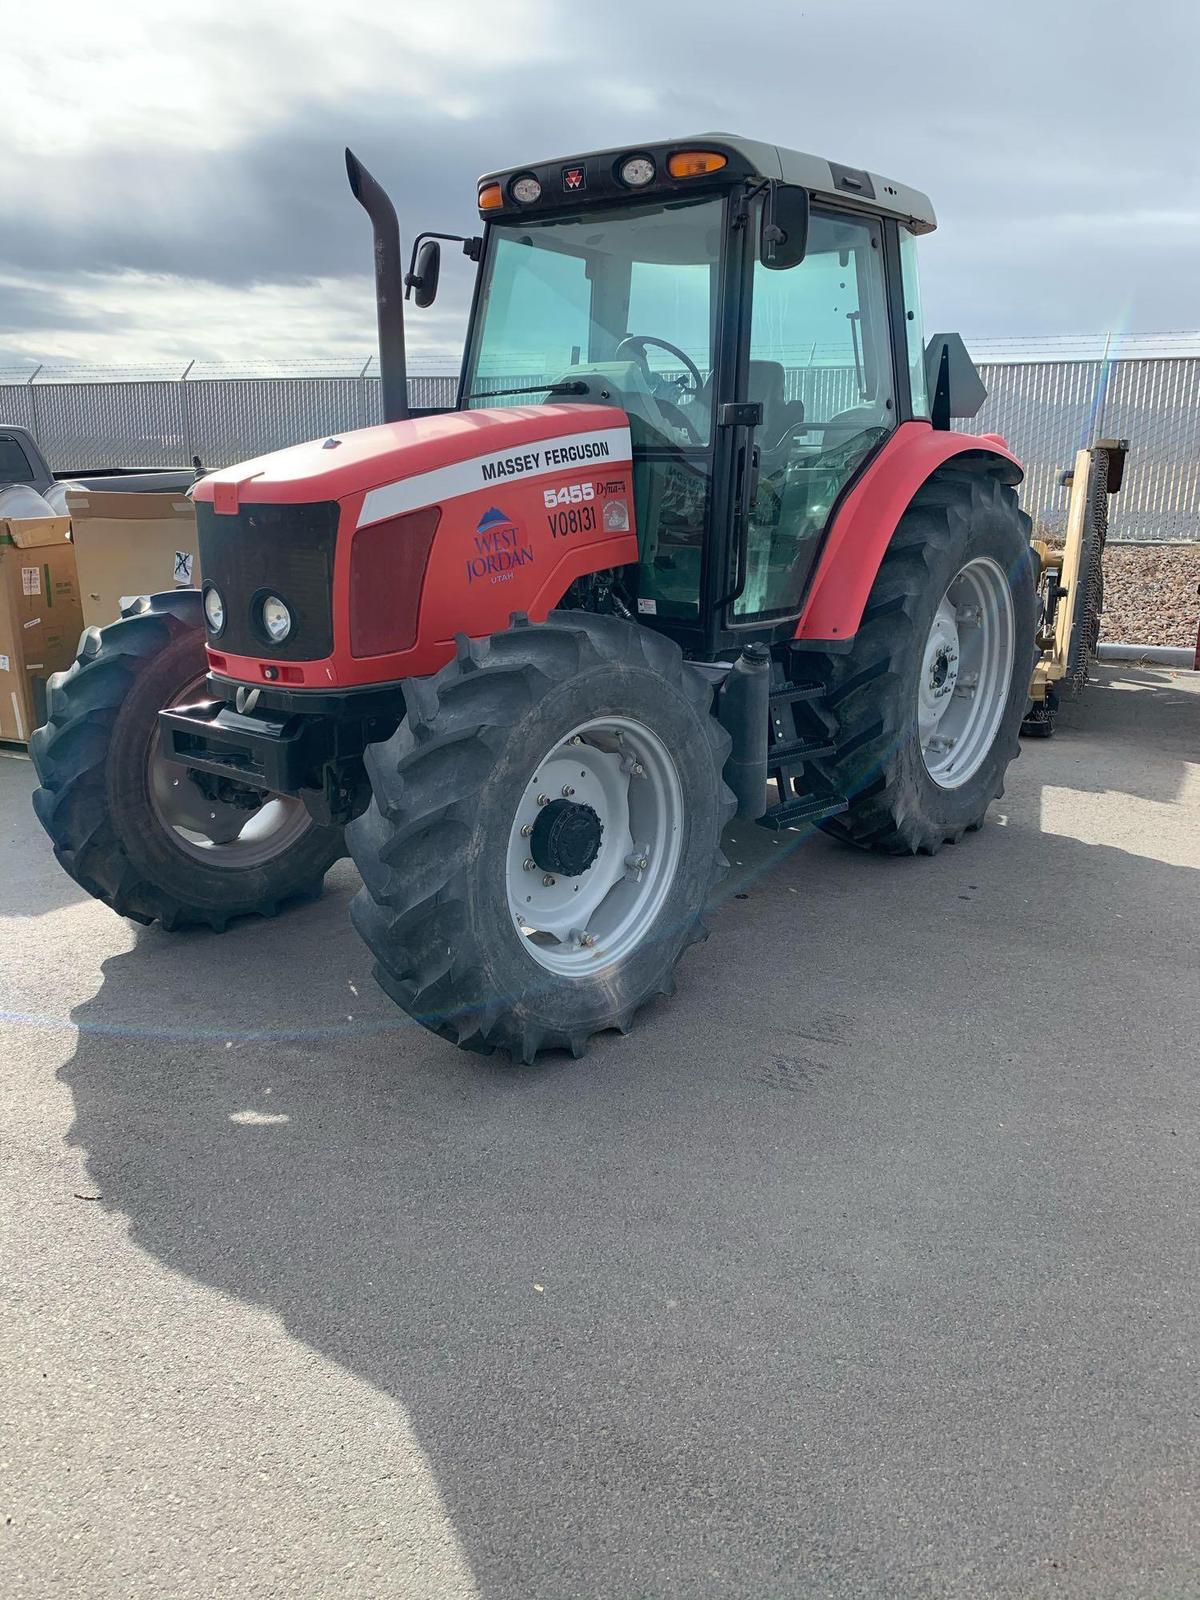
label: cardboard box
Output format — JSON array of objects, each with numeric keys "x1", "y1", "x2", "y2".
[
  {"x1": 0, "y1": 516, "x2": 84, "y2": 743},
  {"x1": 66, "y1": 488, "x2": 199, "y2": 631}
]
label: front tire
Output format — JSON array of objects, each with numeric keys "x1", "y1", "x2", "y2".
[
  {"x1": 815, "y1": 469, "x2": 1036, "y2": 854},
  {"x1": 31, "y1": 591, "x2": 343, "y2": 929},
  {"x1": 346, "y1": 612, "x2": 734, "y2": 1062}
]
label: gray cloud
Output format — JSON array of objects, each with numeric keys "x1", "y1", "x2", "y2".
[
  {"x1": 3, "y1": 0, "x2": 1197, "y2": 359},
  {"x1": 0, "y1": 278, "x2": 128, "y2": 332}
]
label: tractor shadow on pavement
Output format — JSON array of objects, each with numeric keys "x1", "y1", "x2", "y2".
[{"x1": 55, "y1": 671, "x2": 1200, "y2": 1598}]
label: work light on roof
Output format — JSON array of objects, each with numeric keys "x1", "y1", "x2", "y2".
[
  {"x1": 511, "y1": 174, "x2": 542, "y2": 205},
  {"x1": 619, "y1": 155, "x2": 656, "y2": 188}
]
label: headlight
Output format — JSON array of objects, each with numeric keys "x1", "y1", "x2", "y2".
[
  {"x1": 619, "y1": 155, "x2": 655, "y2": 188},
  {"x1": 510, "y1": 174, "x2": 542, "y2": 205},
  {"x1": 260, "y1": 595, "x2": 292, "y2": 644},
  {"x1": 203, "y1": 585, "x2": 225, "y2": 634}
]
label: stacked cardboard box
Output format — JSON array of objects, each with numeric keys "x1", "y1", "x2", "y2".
[
  {"x1": 0, "y1": 516, "x2": 84, "y2": 743},
  {"x1": 66, "y1": 488, "x2": 199, "y2": 631}
]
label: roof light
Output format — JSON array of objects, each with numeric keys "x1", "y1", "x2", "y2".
[
  {"x1": 619, "y1": 154, "x2": 656, "y2": 188},
  {"x1": 510, "y1": 173, "x2": 542, "y2": 205},
  {"x1": 478, "y1": 182, "x2": 503, "y2": 210},
  {"x1": 668, "y1": 150, "x2": 728, "y2": 178}
]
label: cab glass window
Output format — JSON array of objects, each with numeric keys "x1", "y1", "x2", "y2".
[
  {"x1": 900, "y1": 227, "x2": 930, "y2": 419},
  {"x1": 737, "y1": 210, "x2": 894, "y2": 619},
  {"x1": 463, "y1": 197, "x2": 723, "y2": 447}
]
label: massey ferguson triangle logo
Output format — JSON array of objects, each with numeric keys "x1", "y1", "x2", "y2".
[
  {"x1": 465, "y1": 506, "x2": 536, "y2": 586},
  {"x1": 562, "y1": 165, "x2": 586, "y2": 192}
]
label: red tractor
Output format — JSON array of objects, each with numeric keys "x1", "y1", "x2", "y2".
[{"x1": 32, "y1": 135, "x2": 1034, "y2": 1061}]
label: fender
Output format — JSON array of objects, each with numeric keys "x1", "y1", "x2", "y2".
[{"x1": 795, "y1": 421, "x2": 1024, "y2": 643}]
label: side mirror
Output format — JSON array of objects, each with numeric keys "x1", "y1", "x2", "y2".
[
  {"x1": 410, "y1": 239, "x2": 441, "y2": 308},
  {"x1": 924, "y1": 332, "x2": 987, "y2": 429},
  {"x1": 760, "y1": 183, "x2": 809, "y2": 271}
]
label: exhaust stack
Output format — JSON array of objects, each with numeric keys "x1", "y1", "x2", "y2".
[{"x1": 345, "y1": 148, "x2": 410, "y2": 424}]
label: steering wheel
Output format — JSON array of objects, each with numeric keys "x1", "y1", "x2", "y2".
[{"x1": 614, "y1": 335, "x2": 704, "y2": 399}]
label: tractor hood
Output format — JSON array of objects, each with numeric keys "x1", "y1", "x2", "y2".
[
  {"x1": 193, "y1": 404, "x2": 632, "y2": 521},
  {"x1": 191, "y1": 401, "x2": 638, "y2": 691}
]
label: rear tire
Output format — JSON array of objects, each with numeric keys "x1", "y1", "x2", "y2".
[
  {"x1": 31, "y1": 591, "x2": 343, "y2": 929},
  {"x1": 346, "y1": 611, "x2": 734, "y2": 1062},
  {"x1": 814, "y1": 469, "x2": 1035, "y2": 854}
]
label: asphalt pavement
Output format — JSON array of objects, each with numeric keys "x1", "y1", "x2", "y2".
[{"x1": 2, "y1": 665, "x2": 1198, "y2": 1599}]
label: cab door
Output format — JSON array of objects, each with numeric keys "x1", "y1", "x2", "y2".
[{"x1": 730, "y1": 208, "x2": 897, "y2": 625}]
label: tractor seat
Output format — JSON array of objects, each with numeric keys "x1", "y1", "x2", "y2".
[{"x1": 747, "y1": 360, "x2": 806, "y2": 448}]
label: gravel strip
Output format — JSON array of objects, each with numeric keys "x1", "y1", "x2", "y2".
[{"x1": 1100, "y1": 543, "x2": 1200, "y2": 648}]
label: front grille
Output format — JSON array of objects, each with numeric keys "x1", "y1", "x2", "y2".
[{"x1": 196, "y1": 500, "x2": 338, "y2": 659}]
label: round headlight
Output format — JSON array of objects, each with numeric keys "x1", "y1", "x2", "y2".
[
  {"x1": 510, "y1": 174, "x2": 542, "y2": 205},
  {"x1": 203, "y1": 585, "x2": 225, "y2": 634},
  {"x1": 261, "y1": 595, "x2": 292, "y2": 644},
  {"x1": 619, "y1": 155, "x2": 655, "y2": 188}
]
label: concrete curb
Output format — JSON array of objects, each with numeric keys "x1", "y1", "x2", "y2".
[{"x1": 1096, "y1": 643, "x2": 1196, "y2": 669}]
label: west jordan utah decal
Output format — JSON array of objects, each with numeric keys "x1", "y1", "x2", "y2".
[{"x1": 467, "y1": 506, "x2": 535, "y2": 585}]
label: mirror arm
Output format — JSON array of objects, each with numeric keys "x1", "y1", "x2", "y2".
[{"x1": 733, "y1": 178, "x2": 769, "y2": 231}]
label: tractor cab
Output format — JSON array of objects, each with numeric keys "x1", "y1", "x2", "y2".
[{"x1": 444, "y1": 135, "x2": 939, "y2": 652}]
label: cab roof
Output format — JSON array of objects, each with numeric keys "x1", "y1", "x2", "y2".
[{"x1": 478, "y1": 132, "x2": 936, "y2": 235}]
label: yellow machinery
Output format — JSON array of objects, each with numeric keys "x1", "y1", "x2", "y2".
[{"x1": 1023, "y1": 437, "x2": 1129, "y2": 737}]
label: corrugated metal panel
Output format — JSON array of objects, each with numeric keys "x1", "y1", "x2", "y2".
[
  {"x1": 957, "y1": 358, "x2": 1200, "y2": 541},
  {"x1": 2, "y1": 360, "x2": 1196, "y2": 540}
]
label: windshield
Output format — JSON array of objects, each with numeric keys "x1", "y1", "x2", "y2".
[{"x1": 462, "y1": 196, "x2": 724, "y2": 446}]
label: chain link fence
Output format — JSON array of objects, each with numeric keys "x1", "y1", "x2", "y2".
[{"x1": 1, "y1": 357, "x2": 1197, "y2": 541}]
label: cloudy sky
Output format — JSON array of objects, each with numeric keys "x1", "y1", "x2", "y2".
[{"x1": 4, "y1": 0, "x2": 1198, "y2": 373}]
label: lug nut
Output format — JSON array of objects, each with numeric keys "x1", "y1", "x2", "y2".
[
  {"x1": 542, "y1": 874, "x2": 556, "y2": 887},
  {"x1": 562, "y1": 785, "x2": 575, "y2": 797},
  {"x1": 520, "y1": 822, "x2": 533, "y2": 837},
  {"x1": 537, "y1": 793, "x2": 550, "y2": 806},
  {"x1": 523, "y1": 858, "x2": 534, "y2": 871}
]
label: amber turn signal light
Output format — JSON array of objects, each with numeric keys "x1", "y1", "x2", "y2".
[
  {"x1": 478, "y1": 182, "x2": 504, "y2": 210},
  {"x1": 667, "y1": 150, "x2": 728, "y2": 178}
]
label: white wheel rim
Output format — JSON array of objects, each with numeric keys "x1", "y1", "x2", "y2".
[
  {"x1": 919, "y1": 556, "x2": 1016, "y2": 789},
  {"x1": 505, "y1": 715, "x2": 684, "y2": 977}
]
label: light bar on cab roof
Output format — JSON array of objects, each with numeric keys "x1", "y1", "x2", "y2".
[{"x1": 667, "y1": 150, "x2": 728, "y2": 178}]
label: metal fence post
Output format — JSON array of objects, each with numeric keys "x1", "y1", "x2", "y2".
[
  {"x1": 358, "y1": 355, "x2": 373, "y2": 430},
  {"x1": 177, "y1": 360, "x2": 195, "y2": 466},
  {"x1": 1085, "y1": 331, "x2": 1114, "y2": 447},
  {"x1": 25, "y1": 364, "x2": 43, "y2": 443}
]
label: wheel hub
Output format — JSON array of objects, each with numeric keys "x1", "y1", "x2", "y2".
[{"x1": 529, "y1": 798, "x2": 603, "y2": 877}]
